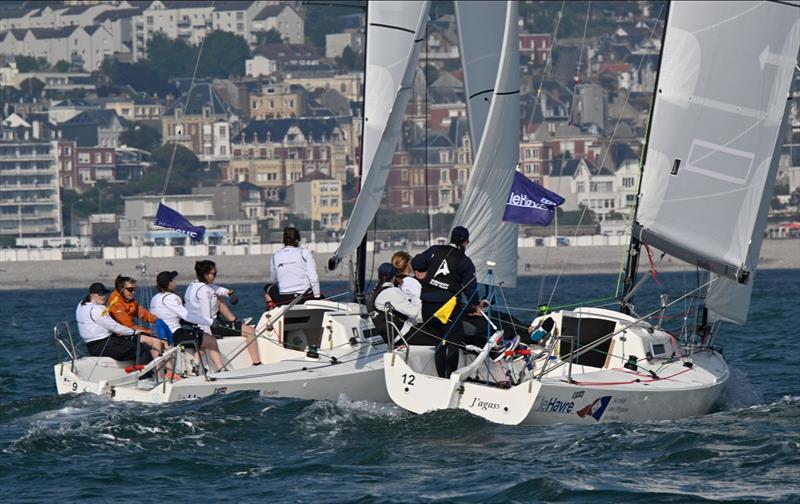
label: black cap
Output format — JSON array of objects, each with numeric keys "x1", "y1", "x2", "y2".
[
  {"x1": 378, "y1": 262, "x2": 398, "y2": 282},
  {"x1": 89, "y1": 282, "x2": 110, "y2": 295},
  {"x1": 156, "y1": 270, "x2": 178, "y2": 289},
  {"x1": 451, "y1": 226, "x2": 469, "y2": 244}
]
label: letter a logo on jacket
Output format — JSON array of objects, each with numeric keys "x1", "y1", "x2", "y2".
[{"x1": 434, "y1": 259, "x2": 450, "y2": 278}]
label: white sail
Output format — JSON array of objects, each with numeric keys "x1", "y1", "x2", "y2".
[
  {"x1": 634, "y1": 1, "x2": 799, "y2": 295},
  {"x1": 332, "y1": 1, "x2": 430, "y2": 262},
  {"x1": 451, "y1": 0, "x2": 520, "y2": 287},
  {"x1": 455, "y1": 1, "x2": 507, "y2": 154}
]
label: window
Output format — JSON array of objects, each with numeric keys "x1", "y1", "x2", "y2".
[
  {"x1": 622, "y1": 176, "x2": 635, "y2": 188},
  {"x1": 219, "y1": 146, "x2": 227, "y2": 156},
  {"x1": 236, "y1": 23, "x2": 244, "y2": 31},
  {"x1": 218, "y1": 125, "x2": 226, "y2": 136},
  {"x1": 236, "y1": 12, "x2": 244, "y2": 20},
  {"x1": 63, "y1": 146, "x2": 71, "y2": 155},
  {"x1": 104, "y1": 153, "x2": 112, "y2": 163},
  {"x1": 94, "y1": 153, "x2": 102, "y2": 163},
  {"x1": 576, "y1": 182, "x2": 585, "y2": 193}
]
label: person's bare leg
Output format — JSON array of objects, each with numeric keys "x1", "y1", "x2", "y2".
[
  {"x1": 201, "y1": 334, "x2": 226, "y2": 371},
  {"x1": 241, "y1": 324, "x2": 262, "y2": 365},
  {"x1": 139, "y1": 335, "x2": 172, "y2": 377}
]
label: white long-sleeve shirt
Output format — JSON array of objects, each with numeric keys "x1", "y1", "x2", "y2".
[
  {"x1": 400, "y1": 276, "x2": 422, "y2": 307},
  {"x1": 184, "y1": 280, "x2": 222, "y2": 334},
  {"x1": 76, "y1": 301, "x2": 136, "y2": 343},
  {"x1": 150, "y1": 291, "x2": 214, "y2": 333},
  {"x1": 374, "y1": 284, "x2": 423, "y2": 323},
  {"x1": 270, "y1": 246, "x2": 321, "y2": 297}
]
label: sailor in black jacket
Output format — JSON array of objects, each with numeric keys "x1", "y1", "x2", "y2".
[{"x1": 410, "y1": 226, "x2": 479, "y2": 378}]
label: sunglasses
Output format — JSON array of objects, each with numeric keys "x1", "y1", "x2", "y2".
[{"x1": 124, "y1": 287, "x2": 136, "y2": 293}]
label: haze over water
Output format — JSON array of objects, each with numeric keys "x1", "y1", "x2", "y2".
[{"x1": 2, "y1": 270, "x2": 799, "y2": 502}]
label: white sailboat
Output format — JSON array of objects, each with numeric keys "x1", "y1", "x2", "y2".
[
  {"x1": 383, "y1": 0, "x2": 800, "y2": 424},
  {"x1": 53, "y1": 0, "x2": 431, "y2": 404}
]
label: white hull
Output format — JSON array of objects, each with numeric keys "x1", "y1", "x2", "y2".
[
  {"x1": 54, "y1": 300, "x2": 390, "y2": 404},
  {"x1": 384, "y1": 308, "x2": 729, "y2": 425}
]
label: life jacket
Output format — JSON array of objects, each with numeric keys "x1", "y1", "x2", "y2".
[{"x1": 422, "y1": 245, "x2": 465, "y2": 296}]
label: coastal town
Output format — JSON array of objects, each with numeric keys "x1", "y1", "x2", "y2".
[{"x1": 2, "y1": 0, "x2": 799, "y2": 264}]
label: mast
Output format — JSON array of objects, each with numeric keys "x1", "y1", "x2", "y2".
[
  {"x1": 619, "y1": 2, "x2": 670, "y2": 314},
  {"x1": 353, "y1": 2, "x2": 370, "y2": 301}
]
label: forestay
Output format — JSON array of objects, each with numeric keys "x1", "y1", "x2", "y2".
[
  {"x1": 634, "y1": 1, "x2": 800, "y2": 294},
  {"x1": 332, "y1": 1, "x2": 430, "y2": 262},
  {"x1": 451, "y1": 1, "x2": 520, "y2": 287}
]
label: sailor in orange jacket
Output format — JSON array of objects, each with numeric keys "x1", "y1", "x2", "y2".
[{"x1": 107, "y1": 275, "x2": 158, "y2": 335}]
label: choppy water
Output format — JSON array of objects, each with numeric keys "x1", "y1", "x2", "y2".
[{"x1": 2, "y1": 269, "x2": 799, "y2": 503}]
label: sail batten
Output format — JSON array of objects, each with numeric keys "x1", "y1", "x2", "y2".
[
  {"x1": 332, "y1": 1, "x2": 430, "y2": 263},
  {"x1": 451, "y1": 0, "x2": 520, "y2": 287},
  {"x1": 634, "y1": 0, "x2": 800, "y2": 320}
]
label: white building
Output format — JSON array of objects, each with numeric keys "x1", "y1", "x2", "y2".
[
  {"x1": 0, "y1": 25, "x2": 119, "y2": 72},
  {"x1": 120, "y1": 194, "x2": 259, "y2": 246},
  {"x1": 0, "y1": 126, "x2": 62, "y2": 239},
  {"x1": 245, "y1": 54, "x2": 277, "y2": 78},
  {"x1": 325, "y1": 31, "x2": 363, "y2": 59},
  {"x1": 252, "y1": 4, "x2": 304, "y2": 45}
]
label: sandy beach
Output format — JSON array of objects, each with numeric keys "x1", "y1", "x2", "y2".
[{"x1": 1, "y1": 239, "x2": 797, "y2": 290}]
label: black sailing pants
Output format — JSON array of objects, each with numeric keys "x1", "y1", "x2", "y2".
[{"x1": 419, "y1": 301, "x2": 465, "y2": 378}]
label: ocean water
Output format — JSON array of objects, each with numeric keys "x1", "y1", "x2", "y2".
[{"x1": 1, "y1": 269, "x2": 799, "y2": 503}]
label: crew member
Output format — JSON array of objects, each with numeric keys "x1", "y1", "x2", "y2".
[
  {"x1": 391, "y1": 250, "x2": 422, "y2": 307},
  {"x1": 107, "y1": 275, "x2": 157, "y2": 335},
  {"x1": 369, "y1": 263, "x2": 422, "y2": 343},
  {"x1": 185, "y1": 260, "x2": 262, "y2": 367},
  {"x1": 269, "y1": 226, "x2": 321, "y2": 304},
  {"x1": 76, "y1": 282, "x2": 165, "y2": 363},
  {"x1": 411, "y1": 226, "x2": 481, "y2": 378},
  {"x1": 150, "y1": 271, "x2": 227, "y2": 372}
]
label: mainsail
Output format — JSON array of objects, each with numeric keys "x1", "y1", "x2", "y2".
[
  {"x1": 451, "y1": 0, "x2": 520, "y2": 287},
  {"x1": 633, "y1": 1, "x2": 799, "y2": 321},
  {"x1": 331, "y1": 1, "x2": 430, "y2": 262}
]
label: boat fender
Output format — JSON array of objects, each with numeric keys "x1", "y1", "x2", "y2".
[
  {"x1": 624, "y1": 355, "x2": 638, "y2": 371},
  {"x1": 683, "y1": 361, "x2": 694, "y2": 368},
  {"x1": 306, "y1": 345, "x2": 320, "y2": 359},
  {"x1": 349, "y1": 337, "x2": 358, "y2": 346},
  {"x1": 330, "y1": 356, "x2": 339, "y2": 365}
]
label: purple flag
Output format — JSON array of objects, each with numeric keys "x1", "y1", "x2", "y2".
[
  {"x1": 502, "y1": 172, "x2": 565, "y2": 226},
  {"x1": 154, "y1": 203, "x2": 206, "y2": 242}
]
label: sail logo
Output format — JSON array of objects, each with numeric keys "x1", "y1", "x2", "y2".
[
  {"x1": 536, "y1": 396, "x2": 575, "y2": 414},
  {"x1": 507, "y1": 192, "x2": 554, "y2": 210},
  {"x1": 576, "y1": 396, "x2": 612, "y2": 421}
]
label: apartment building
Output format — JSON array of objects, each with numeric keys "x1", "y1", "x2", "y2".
[
  {"x1": 0, "y1": 25, "x2": 119, "y2": 71},
  {"x1": 287, "y1": 170, "x2": 343, "y2": 230},
  {"x1": 248, "y1": 82, "x2": 306, "y2": 119},
  {"x1": 0, "y1": 126, "x2": 61, "y2": 239}
]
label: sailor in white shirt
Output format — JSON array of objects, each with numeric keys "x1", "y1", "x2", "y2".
[
  {"x1": 151, "y1": 271, "x2": 227, "y2": 371},
  {"x1": 390, "y1": 251, "x2": 422, "y2": 307},
  {"x1": 185, "y1": 260, "x2": 263, "y2": 366},
  {"x1": 76, "y1": 282, "x2": 165, "y2": 363},
  {"x1": 269, "y1": 227, "x2": 321, "y2": 303},
  {"x1": 369, "y1": 264, "x2": 422, "y2": 342}
]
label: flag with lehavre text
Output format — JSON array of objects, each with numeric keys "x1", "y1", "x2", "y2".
[
  {"x1": 502, "y1": 172, "x2": 565, "y2": 226},
  {"x1": 154, "y1": 203, "x2": 206, "y2": 242},
  {"x1": 433, "y1": 296, "x2": 457, "y2": 324}
]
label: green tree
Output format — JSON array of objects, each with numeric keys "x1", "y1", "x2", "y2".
[
  {"x1": 103, "y1": 59, "x2": 171, "y2": 97},
  {"x1": 15, "y1": 55, "x2": 47, "y2": 72},
  {"x1": 146, "y1": 32, "x2": 196, "y2": 79},
  {"x1": 119, "y1": 123, "x2": 162, "y2": 152},
  {"x1": 53, "y1": 60, "x2": 71, "y2": 72},
  {"x1": 18, "y1": 77, "x2": 45, "y2": 97},
  {"x1": 256, "y1": 28, "x2": 283, "y2": 44},
  {"x1": 197, "y1": 31, "x2": 250, "y2": 78},
  {"x1": 339, "y1": 45, "x2": 357, "y2": 70},
  {"x1": 151, "y1": 143, "x2": 202, "y2": 194}
]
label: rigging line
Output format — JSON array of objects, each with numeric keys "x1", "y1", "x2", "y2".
[
  {"x1": 161, "y1": 0, "x2": 215, "y2": 197},
  {"x1": 525, "y1": 0, "x2": 567, "y2": 133},
  {"x1": 531, "y1": 1, "x2": 592, "y2": 305},
  {"x1": 424, "y1": 19, "x2": 432, "y2": 247},
  {"x1": 546, "y1": 3, "x2": 666, "y2": 309}
]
